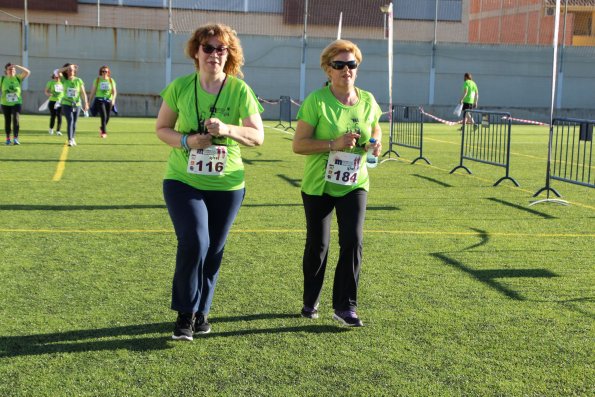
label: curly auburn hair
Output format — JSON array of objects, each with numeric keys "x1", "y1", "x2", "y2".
[{"x1": 185, "y1": 23, "x2": 244, "y2": 78}]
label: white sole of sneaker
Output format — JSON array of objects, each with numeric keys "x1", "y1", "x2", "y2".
[
  {"x1": 171, "y1": 334, "x2": 193, "y2": 341},
  {"x1": 195, "y1": 329, "x2": 211, "y2": 335}
]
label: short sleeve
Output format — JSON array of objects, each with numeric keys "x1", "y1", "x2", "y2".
[
  {"x1": 296, "y1": 92, "x2": 319, "y2": 128},
  {"x1": 160, "y1": 81, "x2": 179, "y2": 114},
  {"x1": 239, "y1": 83, "x2": 264, "y2": 120}
]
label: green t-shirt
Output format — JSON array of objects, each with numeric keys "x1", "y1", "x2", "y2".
[
  {"x1": 46, "y1": 80, "x2": 64, "y2": 102},
  {"x1": 94, "y1": 77, "x2": 116, "y2": 100},
  {"x1": 59, "y1": 77, "x2": 85, "y2": 107},
  {"x1": 296, "y1": 85, "x2": 382, "y2": 197},
  {"x1": 462, "y1": 79, "x2": 478, "y2": 104},
  {"x1": 160, "y1": 72, "x2": 263, "y2": 191},
  {"x1": 0, "y1": 76, "x2": 23, "y2": 106}
]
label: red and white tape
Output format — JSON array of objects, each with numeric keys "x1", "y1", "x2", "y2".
[
  {"x1": 257, "y1": 97, "x2": 280, "y2": 105},
  {"x1": 502, "y1": 116, "x2": 548, "y2": 126},
  {"x1": 418, "y1": 107, "x2": 461, "y2": 126}
]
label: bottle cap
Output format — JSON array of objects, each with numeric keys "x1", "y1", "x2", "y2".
[{"x1": 369, "y1": 138, "x2": 376, "y2": 144}]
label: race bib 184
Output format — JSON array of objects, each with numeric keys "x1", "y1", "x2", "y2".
[{"x1": 325, "y1": 151, "x2": 362, "y2": 186}]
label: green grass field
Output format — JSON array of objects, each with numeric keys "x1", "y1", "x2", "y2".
[{"x1": 0, "y1": 115, "x2": 593, "y2": 396}]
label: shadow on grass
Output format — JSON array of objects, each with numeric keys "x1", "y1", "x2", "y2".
[
  {"x1": 487, "y1": 197, "x2": 556, "y2": 219},
  {"x1": 412, "y1": 174, "x2": 453, "y2": 188},
  {"x1": 431, "y1": 252, "x2": 558, "y2": 301},
  {"x1": 0, "y1": 204, "x2": 166, "y2": 211},
  {"x1": 0, "y1": 322, "x2": 173, "y2": 357},
  {"x1": 464, "y1": 228, "x2": 489, "y2": 250},
  {"x1": 277, "y1": 174, "x2": 301, "y2": 188},
  {"x1": 0, "y1": 315, "x2": 347, "y2": 357},
  {"x1": 242, "y1": 158, "x2": 283, "y2": 165}
]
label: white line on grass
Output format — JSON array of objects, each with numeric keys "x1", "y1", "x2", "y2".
[
  {"x1": 52, "y1": 143, "x2": 69, "y2": 181},
  {"x1": 264, "y1": 123, "x2": 295, "y2": 136}
]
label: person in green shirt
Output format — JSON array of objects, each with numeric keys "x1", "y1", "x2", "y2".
[
  {"x1": 1, "y1": 63, "x2": 30, "y2": 145},
  {"x1": 44, "y1": 72, "x2": 64, "y2": 136},
  {"x1": 57, "y1": 63, "x2": 89, "y2": 147},
  {"x1": 460, "y1": 72, "x2": 479, "y2": 127},
  {"x1": 156, "y1": 23, "x2": 264, "y2": 341},
  {"x1": 89, "y1": 65, "x2": 117, "y2": 138},
  {"x1": 293, "y1": 40, "x2": 383, "y2": 327}
]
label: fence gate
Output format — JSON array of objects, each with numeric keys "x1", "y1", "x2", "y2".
[
  {"x1": 382, "y1": 105, "x2": 430, "y2": 164},
  {"x1": 274, "y1": 96, "x2": 295, "y2": 131},
  {"x1": 450, "y1": 110, "x2": 519, "y2": 186},
  {"x1": 532, "y1": 117, "x2": 594, "y2": 205}
]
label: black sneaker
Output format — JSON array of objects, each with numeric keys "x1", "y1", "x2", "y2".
[
  {"x1": 301, "y1": 306, "x2": 319, "y2": 319},
  {"x1": 194, "y1": 314, "x2": 211, "y2": 334},
  {"x1": 332, "y1": 311, "x2": 364, "y2": 327},
  {"x1": 172, "y1": 312, "x2": 195, "y2": 341}
]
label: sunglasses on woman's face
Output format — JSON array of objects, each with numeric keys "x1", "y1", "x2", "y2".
[
  {"x1": 329, "y1": 60, "x2": 358, "y2": 70},
  {"x1": 101, "y1": 70, "x2": 108, "y2": 73},
  {"x1": 202, "y1": 44, "x2": 228, "y2": 55}
]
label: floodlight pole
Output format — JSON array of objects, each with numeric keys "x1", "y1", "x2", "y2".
[
  {"x1": 165, "y1": 0, "x2": 172, "y2": 86},
  {"x1": 97, "y1": 0, "x2": 100, "y2": 27},
  {"x1": 531, "y1": 0, "x2": 566, "y2": 206},
  {"x1": 22, "y1": 0, "x2": 29, "y2": 90},
  {"x1": 429, "y1": 0, "x2": 438, "y2": 105},
  {"x1": 556, "y1": 0, "x2": 567, "y2": 109},
  {"x1": 299, "y1": 0, "x2": 308, "y2": 102},
  {"x1": 381, "y1": 3, "x2": 394, "y2": 126}
]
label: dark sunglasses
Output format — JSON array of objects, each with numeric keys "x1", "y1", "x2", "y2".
[
  {"x1": 329, "y1": 60, "x2": 358, "y2": 70},
  {"x1": 202, "y1": 44, "x2": 228, "y2": 55},
  {"x1": 100, "y1": 70, "x2": 109, "y2": 73}
]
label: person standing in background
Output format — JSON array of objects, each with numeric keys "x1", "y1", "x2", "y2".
[
  {"x1": 89, "y1": 65, "x2": 117, "y2": 138},
  {"x1": 460, "y1": 72, "x2": 479, "y2": 127},
  {"x1": 44, "y1": 72, "x2": 63, "y2": 136},
  {"x1": 1, "y1": 63, "x2": 30, "y2": 145},
  {"x1": 57, "y1": 63, "x2": 89, "y2": 147}
]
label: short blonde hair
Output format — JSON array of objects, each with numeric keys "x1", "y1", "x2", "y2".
[
  {"x1": 186, "y1": 23, "x2": 244, "y2": 78},
  {"x1": 320, "y1": 40, "x2": 363, "y2": 74}
]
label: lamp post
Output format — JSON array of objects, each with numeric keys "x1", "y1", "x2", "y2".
[
  {"x1": 380, "y1": 2, "x2": 394, "y2": 125},
  {"x1": 299, "y1": 0, "x2": 309, "y2": 102}
]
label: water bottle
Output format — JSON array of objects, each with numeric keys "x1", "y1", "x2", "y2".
[{"x1": 366, "y1": 138, "x2": 378, "y2": 169}]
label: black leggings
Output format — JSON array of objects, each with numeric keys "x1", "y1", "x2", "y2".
[
  {"x1": 49, "y1": 101, "x2": 62, "y2": 130},
  {"x1": 301, "y1": 189, "x2": 367, "y2": 312},
  {"x1": 97, "y1": 100, "x2": 112, "y2": 133},
  {"x1": 2, "y1": 104, "x2": 21, "y2": 139}
]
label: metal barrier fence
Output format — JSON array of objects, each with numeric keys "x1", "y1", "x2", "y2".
[
  {"x1": 533, "y1": 117, "x2": 594, "y2": 201},
  {"x1": 382, "y1": 105, "x2": 430, "y2": 165},
  {"x1": 450, "y1": 110, "x2": 519, "y2": 187},
  {"x1": 274, "y1": 96, "x2": 295, "y2": 132}
]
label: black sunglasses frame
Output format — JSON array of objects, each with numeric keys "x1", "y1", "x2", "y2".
[
  {"x1": 329, "y1": 60, "x2": 358, "y2": 70},
  {"x1": 202, "y1": 44, "x2": 228, "y2": 55}
]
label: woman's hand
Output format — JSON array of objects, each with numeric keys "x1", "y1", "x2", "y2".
[
  {"x1": 187, "y1": 133, "x2": 213, "y2": 150},
  {"x1": 366, "y1": 140, "x2": 382, "y2": 157},
  {"x1": 333, "y1": 131, "x2": 360, "y2": 151},
  {"x1": 204, "y1": 118, "x2": 230, "y2": 137}
]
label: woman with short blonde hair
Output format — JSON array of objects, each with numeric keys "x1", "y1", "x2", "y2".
[{"x1": 293, "y1": 40, "x2": 382, "y2": 327}]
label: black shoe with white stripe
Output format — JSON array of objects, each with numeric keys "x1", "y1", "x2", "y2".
[
  {"x1": 194, "y1": 314, "x2": 211, "y2": 334},
  {"x1": 172, "y1": 312, "x2": 195, "y2": 341}
]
